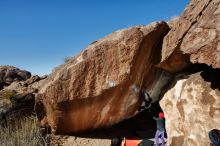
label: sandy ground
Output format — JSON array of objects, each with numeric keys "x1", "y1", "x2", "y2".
[{"x1": 51, "y1": 135, "x2": 111, "y2": 146}]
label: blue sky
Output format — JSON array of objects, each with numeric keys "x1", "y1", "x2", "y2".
[{"x1": 0, "y1": 0, "x2": 189, "y2": 75}]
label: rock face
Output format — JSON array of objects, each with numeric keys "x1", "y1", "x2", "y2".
[
  {"x1": 158, "y1": 0, "x2": 220, "y2": 73},
  {"x1": 158, "y1": 0, "x2": 220, "y2": 145},
  {"x1": 37, "y1": 21, "x2": 170, "y2": 134},
  {"x1": 160, "y1": 72, "x2": 220, "y2": 146}
]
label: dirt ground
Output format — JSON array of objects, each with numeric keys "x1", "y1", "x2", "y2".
[{"x1": 51, "y1": 135, "x2": 111, "y2": 146}]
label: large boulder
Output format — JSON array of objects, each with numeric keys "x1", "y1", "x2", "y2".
[
  {"x1": 158, "y1": 0, "x2": 220, "y2": 73},
  {"x1": 160, "y1": 71, "x2": 220, "y2": 146},
  {"x1": 37, "y1": 21, "x2": 170, "y2": 134}
]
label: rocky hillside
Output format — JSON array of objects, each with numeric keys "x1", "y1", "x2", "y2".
[
  {"x1": 0, "y1": 66, "x2": 31, "y2": 90},
  {"x1": 1, "y1": 0, "x2": 220, "y2": 146},
  {"x1": 0, "y1": 66, "x2": 47, "y2": 121}
]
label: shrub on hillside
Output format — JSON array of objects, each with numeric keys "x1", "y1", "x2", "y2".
[
  {"x1": 64, "y1": 56, "x2": 73, "y2": 63},
  {"x1": 0, "y1": 90, "x2": 16, "y2": 100}
]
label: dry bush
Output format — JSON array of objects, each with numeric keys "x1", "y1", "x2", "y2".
[
  {"x1": 0, "y1": 116, "x2": 49, "y2": 146},
  {"x1": 64, "y1": 56, "x2": 73, "y2": 63},
  {"x1": 0, "y1": 90, "x2": 16, "y2": 100}
]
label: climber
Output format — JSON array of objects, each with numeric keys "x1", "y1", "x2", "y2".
[
  {"x1": 153, "y1": 112, "x2": 165, "y2": 146},
  {"x1": 208, "y1": 129, "x2": 220, "y2": 146},
  {"x1": 138, "y1": 89, "x2": 152, "y2": 112}
]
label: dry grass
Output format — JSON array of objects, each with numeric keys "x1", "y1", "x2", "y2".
[
  {"x1": 0, "y1": 116, "x2": 49, "y2": 146},
  {"x1": 0, "y1": 90, "x2": 16, "y2": 100},
  {"x1": 64, "y1": 56, "x2": 73, "y2": 63}
]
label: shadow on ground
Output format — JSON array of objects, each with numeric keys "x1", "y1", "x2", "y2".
[{"x1": 73, "y1": 102, "x2": 164, "y2": 140}]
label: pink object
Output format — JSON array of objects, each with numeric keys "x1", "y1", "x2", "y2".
[{"x1": 159, "y1": 112, "x2": 165, "y2": 118}]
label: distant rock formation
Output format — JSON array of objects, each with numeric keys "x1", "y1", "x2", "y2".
[
  {"x1": 0, "y1": 66, "x2": 31, "y2": 90},
  {"x1": 36, "y1": 22, "x2": 170, "y2": 134},
  {"x1": 0, "y1": 66, "x2": 47, "y2": 122}
]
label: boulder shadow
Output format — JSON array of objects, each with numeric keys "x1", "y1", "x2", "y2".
[{"x1": 72, "y1": 102, "x2": 163, "y2": 140}]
